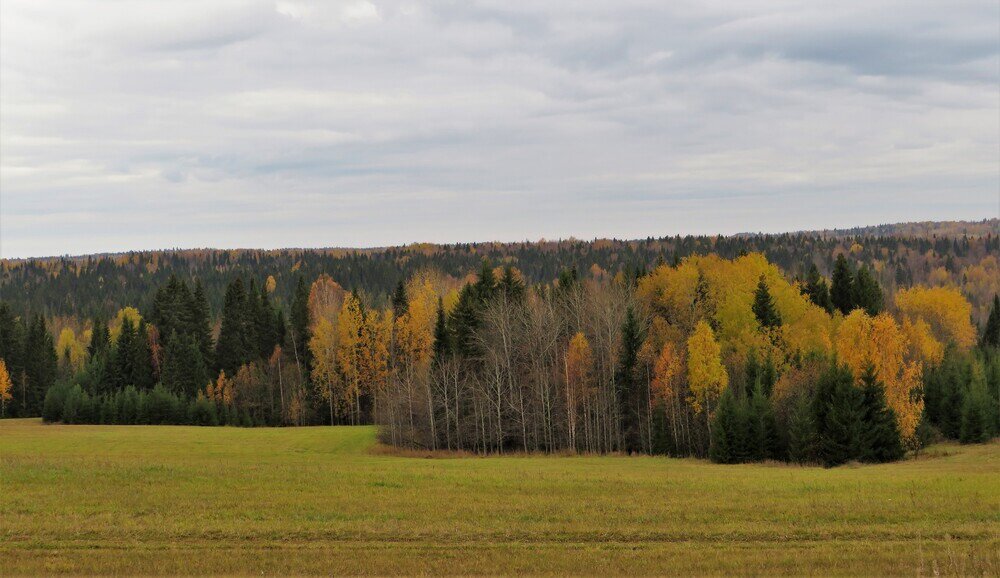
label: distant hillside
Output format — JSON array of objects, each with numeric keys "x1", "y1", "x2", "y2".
[
  {"x1": 2, "y1": 220, "x2": 998, "y2": 324},
  {"x1": 798, "y1": 219, "x2": 997, "y2": 239}
]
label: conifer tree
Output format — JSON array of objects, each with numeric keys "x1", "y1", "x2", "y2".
[
  {"x1": 814, "y1": 362, "x2": 864, "y2": 466},
  {"x1": 858, "y1": 365, "x2": 904, "y2": 462},
  {"x1": 752, "y1": 275, "x2": 782, "y2": 330},
  {"x1": 787, "y1": 394, "x2": 817, "y2": 463},
  {"x1": 960, "y1": 361, "x2": 992, "y2": 443},
  {"x1": 432, "y1": 297, "x2": 450, "y2": 363},
  {"x1": 216, "y1": 278, "x2": 253, "y2": 375},
  {"x1": 617, "y1": 306, "x2": 644, "y2": 453},
  {"x1": 391, "y1": 280, "x2": 408, "y2": 320},
  {"x1": 804, "y1": 264, "x2": 833, "y2": 313},
  {"x1": 982, "y1": 294, "x2": 1000, "y2": 348},
  {"x1": 190, "y1": 279, "x2": 214, "y2": 368},
  {"x1": 709, "y1": 388, "x2": 739, "y2": 463},
  {"x1": 852, "y1": 266, "x2": 883, "y2": 316},
  {"x1": 748, "y1": 381, "x2": 779, "y2": 461},
  {"x1": 830, "y1": 255, "x2": 855, "y2": 315},
  {"x1": 290, "y1": 276, "x2": 312, "y2": 371},
  {"x1": 88, "y1": 316, "x2": 110, "y2": 359},
  {"x1": 499, "y1": 266, "x2": 526, "y2": 302}
]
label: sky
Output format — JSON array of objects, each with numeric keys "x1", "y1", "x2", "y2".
[{"x1": 1, "y1": 1, "x2": 998, "y2": 258}]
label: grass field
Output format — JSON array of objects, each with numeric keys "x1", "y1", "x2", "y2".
[{"x1": 1, "y1": 418, "x2": 998, "y2": 575}]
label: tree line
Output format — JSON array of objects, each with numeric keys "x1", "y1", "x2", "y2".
[{"x1": 0, "y1": 247, "x2": 997, "y2": 467}]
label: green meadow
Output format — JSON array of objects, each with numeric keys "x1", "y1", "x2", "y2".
[{"x1": 1, "y1": 418, "x2": 997, "y2": 575}]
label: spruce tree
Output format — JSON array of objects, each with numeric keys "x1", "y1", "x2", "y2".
[
  {"x1": 432, "y1": 297, "x2": 450, "y2": 364},
  {"x1": 256, "y1": 281, "x2": 277, "y2": 358},
  {"x1": 748, "y1": 381, "x2": 779, "y2": 461},
  {"x1": 391, "y1": 280, "x2": 408, "y2": 319},
  {"x1": 960, "y1": 362, "x2": 992, "y2": 443},
  {"x1": 190, "y1": 279, "x2": 214, "y2": 368},
  {"x1": 787, "y1": 394, "x2": 817, "y2": 463},
  {"x1": 87, "y1": 317, "x2": 110, "y2": 359},
  {"x1": 129, "y1": 320, "x2": 155, "y2": 390},
  {"x1": 981, "y1": 294, "x2": 1000, "y2": 348},
  {"x1": 857, "y1": 366, "x2": 904, "y2": 462},
  {"x1": 216, "y1": 278, "x2": 253, "y2": 375},
  {"x1": 290, "y1": 276, "x2": 312, "y2": 370},
  {"x1": 448, "y1": 284, "x2": 481, "y2": 358},
  {"x1": 852, "y1": 266, "x2": 883, "y2": 316},
  {"x1": 499, "y1": 266, "x2": 526, "y2": 303},
  {"x1": 830, "y1": 255, "x2": 855, "y2": 315},
  {"x1": 814, "y1": 363, "x2": 864, "y2": 466},
  {"x1": 804, "y1": 264, "x2": 833, "y2": 313},
  {"x1": 709, "y1": 388, "x2": 738, "y2": 464},
  {"x1": 616, "y1": 307, "x2": 644, "y2": 453},
  {"x1": 752, "y1": 275, "x2": 782, "y2": 330}
]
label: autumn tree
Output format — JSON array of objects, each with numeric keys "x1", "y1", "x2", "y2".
[
  {"x1": 565, "y1": 332, "x2": 593, "y2": 450},
  {"x1": 0, "y1": 358, "x2": 13, "y2": 416},
  {"x1": 687, "y1": 321, "x2": 728, "y2": 424}
]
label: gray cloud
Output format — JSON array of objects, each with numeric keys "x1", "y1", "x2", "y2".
[{"x1": 1, "y1": 0, "x2": 997, "y2": 258}]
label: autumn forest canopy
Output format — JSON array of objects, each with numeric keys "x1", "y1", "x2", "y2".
[{"x1": 1, "y1": 219, "x2": 998, "y2": 466}]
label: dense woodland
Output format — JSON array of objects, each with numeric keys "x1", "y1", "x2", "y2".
[{"x1": 0, "y1": 220, "x2": 998, "y2": 465}]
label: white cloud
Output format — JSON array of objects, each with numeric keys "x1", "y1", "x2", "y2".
[{"x1": 0, "y1": 0, "x2": 997, "y2": 258}]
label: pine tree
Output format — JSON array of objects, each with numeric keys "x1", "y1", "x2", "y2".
[
  {"x1": 982, "y1": 294, "x2": 1000, "y2": 348},
  {"x1": 830, "y1": 255, "x2": 855, "y2": 315},
  {"x1": 752, "y1": 275, "x2": 782, "y2": 330},
  {"x1": 852, "y1": 266, "x2": 883, "y2": 316}
]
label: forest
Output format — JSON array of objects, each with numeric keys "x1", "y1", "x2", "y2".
[{"x1": 0, "y1": 220, "x2": 997, "y2": 466}]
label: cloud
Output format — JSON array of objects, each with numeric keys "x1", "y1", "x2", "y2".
[{"x1": 0, "y1": 0, "x2": 997, "y2": 258}]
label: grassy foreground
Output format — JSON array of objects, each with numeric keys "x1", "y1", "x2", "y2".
[{"x1": 1, "y1": 419, "x2": 998, "y2": 576}]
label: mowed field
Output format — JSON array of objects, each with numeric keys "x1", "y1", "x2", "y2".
[{"x1": 1, "y1": 419, "x2": 998, "y2": 576}]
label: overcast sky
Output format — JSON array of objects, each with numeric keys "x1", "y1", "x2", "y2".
[{"x1": 1, "y1": 1, "x2": 997, "y2": 258}]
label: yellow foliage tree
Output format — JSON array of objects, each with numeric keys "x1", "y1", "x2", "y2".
[
  {"x1": 650, "y1": 341, "x2": 683, "y2": 403},
  {"x1": 307, "y1": 274, "x2": 346, "y2": 329},
  {"x1": 56, "y1": 328, "x2": 86, "y2": 373},
  {"x1": 895, "y1": 286, "x2": 977, "y2": 352},
  {"x1": 337, "y1": 292, "x2": 365, "y2": 419},
  {"x1": 0, "y1": 359, "x2": 13, "y2": 415},
  {"x1": 109, "y1": 307, "x2": 142, "y2": 342},
  {"x1": 835, "y1": 310, "x2": 923, "y2": 442},
  {"x1": 309, "y1": 317, "x2": 341, "y2": 424},
  {"x1": 686, "y1": 320, "x2": 728, "y2": 417},
  {"x1": 565, "y1": 332, "x2": 593, "y2": 448}
]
